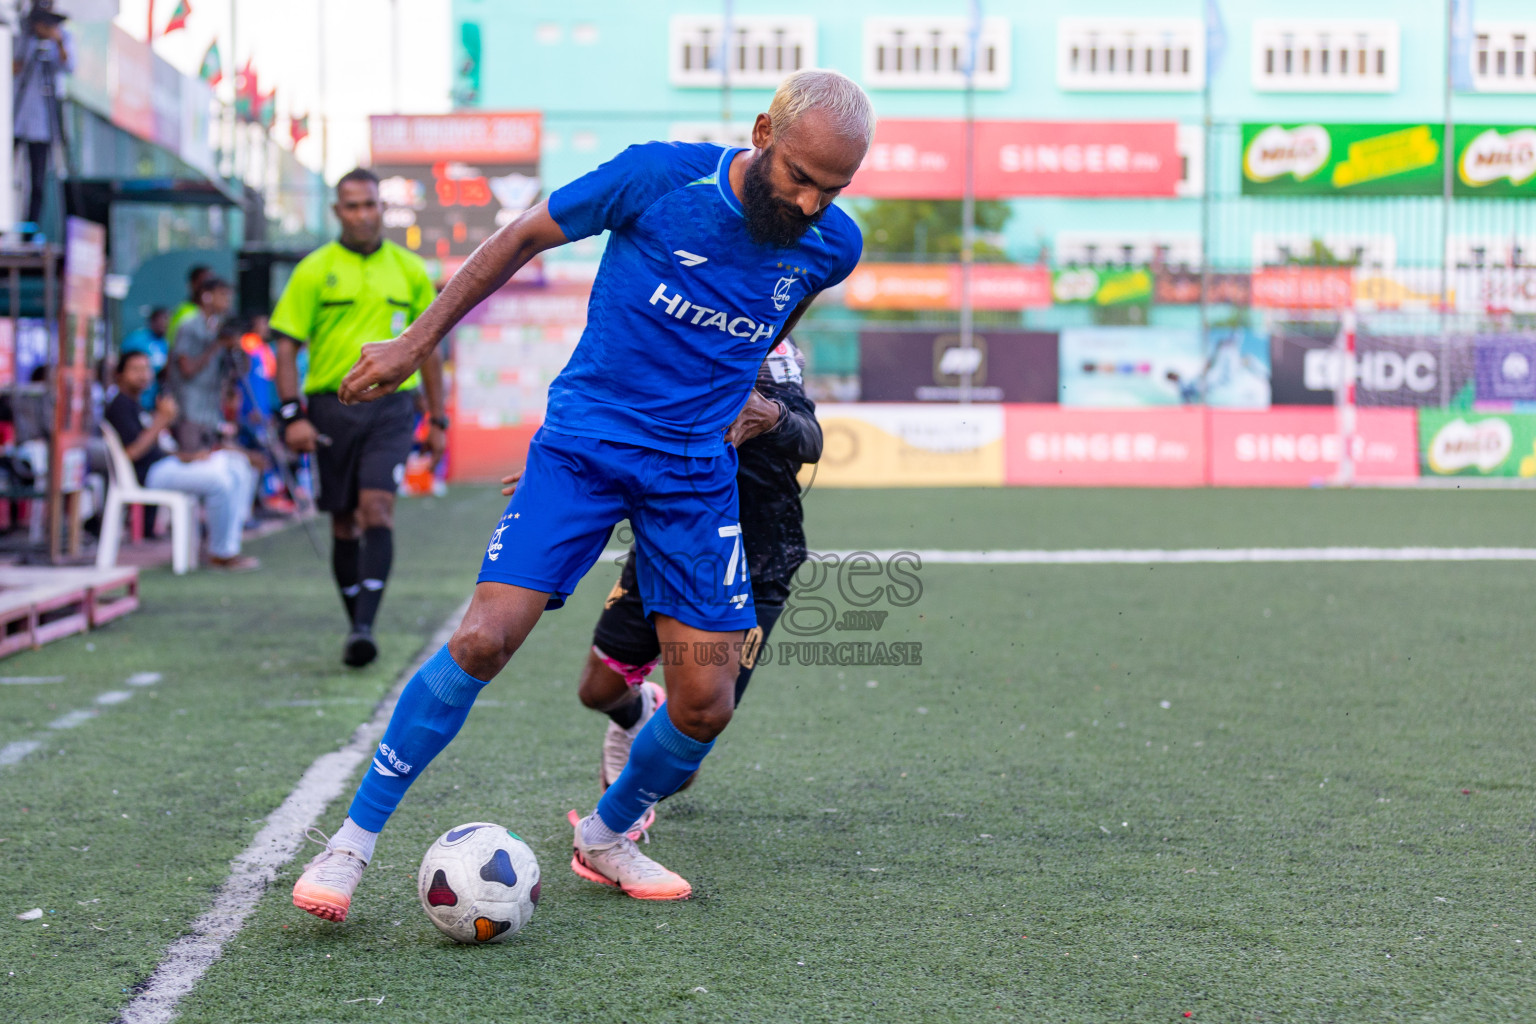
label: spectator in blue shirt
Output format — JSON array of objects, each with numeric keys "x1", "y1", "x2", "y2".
[{"x1": 120, "y1": 307, "x2": 170, "y2": 411}]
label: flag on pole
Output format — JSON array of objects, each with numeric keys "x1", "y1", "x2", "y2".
[
  {"x1": 235, "y1": 59, "x2": 259, "y2": 121},
  {"x1": 290, "y1": 113, "x2": 310, "y2": 147},
  {"x1": 1204, "y1": 0, "x2": 1228, "y2": 78},
  {"x1": 163, "y1": 0, "x2": 191, "y2": 35},
  {"x1": 258, "y1": 89, "x2": 278, "y2": 130},
  {"x1": 198, "y1": 40, "x2": 223, "y2": 86},
  {"x1": 1450, "y1": 0, "x2": 1476, "y2": 92}
]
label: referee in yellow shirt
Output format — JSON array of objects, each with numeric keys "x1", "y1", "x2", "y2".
[{"x1": 272, "y1": 168, "x2": 447, "y2": 668}]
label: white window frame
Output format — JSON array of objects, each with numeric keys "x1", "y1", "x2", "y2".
[
  {"x1": 669, "y1": 15, "x2": 816, "y2": 89},
  {"x1": 862, "y1": 16, "x2": 1011, "y2": 91},
  {"x1": 1251, "y1": 20, "x2": 1399, "y2": 93},
  {"x1": 1252, "y1": 233, "x2": 1397, "y2": 272},
  {"x1": 1447, "y1": 235, "x2": 1536, "y2": 270},
  {"x1": 1470, "y1": 23, "x2": 1536, "y2": 93},
  {"x1": 1056, "y1": 18, "x2": 1205, "y2": 93},
  {"x1": 1056, "y1": 231, "x2": 1202, "y2": 270}
]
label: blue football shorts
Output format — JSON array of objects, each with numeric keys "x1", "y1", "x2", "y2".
[{"x1": 476, "y1": 428, "x2": 756, "y2": 633}]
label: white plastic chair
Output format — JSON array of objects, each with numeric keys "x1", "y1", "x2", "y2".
[{"x1": 97, "y1": 422, "x2": 196, "y2": 575}]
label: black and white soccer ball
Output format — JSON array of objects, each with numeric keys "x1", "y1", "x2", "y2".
[{"x1": 417, "y1": 822, "x2": 541, "y2": 943}]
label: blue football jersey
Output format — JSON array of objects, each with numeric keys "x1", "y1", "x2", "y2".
[{"x1": 545, "y1": 142, "x2": 862, "y2": 456}]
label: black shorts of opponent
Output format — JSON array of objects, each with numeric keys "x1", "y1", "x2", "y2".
[
  {"x1": 592, "y1": 549, "x2": 786, "y2": 709},
  {"x1": 305, "y1": 390, "x2": 417, "y2": 513}
]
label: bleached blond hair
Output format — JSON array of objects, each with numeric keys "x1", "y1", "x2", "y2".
[{"x1": 767, "y1": 69, "x2": 876, "y2": 147}]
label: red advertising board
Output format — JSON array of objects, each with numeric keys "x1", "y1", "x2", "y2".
[
  {"x1": 1004, "y1": 406, "x2": 1208, "y2": 487},
  {"x1": 844, "y1": 263, "x2": 1052, "y2": 311},
  {"x1": 370, "y1": 112, "x2": 541, "y2": 163},
  {"x1": 1208, "y1": 408, "x2": 1419, "y2": 486},
  {"x1": 847, "y1": 119, "x2": 1182, "y2": 199},
  {"x1": 1251, "y1": 268, "x2": 1355, "y2": 310}
]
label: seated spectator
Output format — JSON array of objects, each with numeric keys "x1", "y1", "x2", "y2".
[
  {"x1": 103, "y1": 350, "x2": 260, "y2": 572},
  {"x1": 164, "y1": 277, "x2": 240, "y2": 445},
  {"x1": 120, "y1": 306, "x2": 170, "y2": 411}
]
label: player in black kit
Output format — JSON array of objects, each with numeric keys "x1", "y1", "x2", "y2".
[{"x1": 502, "y1": 338, "x2": 820, "y2": 833}]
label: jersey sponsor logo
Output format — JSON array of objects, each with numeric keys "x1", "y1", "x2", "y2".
[
  {"x1": 648, "y1": 283, "x2": 776, "y2": 345},
  {"x1": 673, "y1": 249, "x2": 709, "y2": 267},
  {"x1": 772, "y1": 275, "x2": 797, "y2": 312}
]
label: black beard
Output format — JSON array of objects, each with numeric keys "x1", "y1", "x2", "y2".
[{"x1": 741, "y1": 151, "x2": 823, "y2": 249}]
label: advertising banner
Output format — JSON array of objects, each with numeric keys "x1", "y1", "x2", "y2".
[
  {"x1": 843, "y1": 263, "x2": 1052, "y2": 311},
  {"x1": 859, "y1": 330, "x2": 1058, "y2": 403},
  {"x1": 1271, "y1": 331, "x2": 1474, "y2": 408},
  {"x1": 1201, "y1": 327, "x2": 1272, "y2": 409},
  {"x1": 1004, "y1": 406, "x2": 1207, "y2": 487},
  {"x1": 1474, "y1": 336, "x2": 1536, "y2": 402},
  {"x1": 371, "y1": 112, "x2": 542, "y2": 267},
  {"x1": 1251, "y1": 267, "x2": 1354, "y2": 309},
  {"x1": 1244, "y1": 122, "x2": 1536, "y2": 197},
  {"x1": 1154, "y1": 270, "x2": 1252, "y2": 307},
  {"x1": 847, "y1": 119, "x2": 1182, "y2": 199},
  {"x1": 1454, "y1": 126, "x2": 1536, "y2": 197},
  {"x1": 1058, "y1": 327, "x2": 1205, "y2": 407},
  {"x1": 1210, "y1": 408, "x2": 1419, "y2": 485},
  {"x1": 810, "y1": 404, "x2": 1005, "y2": 487},
  {"x1": 1419, "y1": 410, "x2": 1536, "y2": 477},
  {"x1": 109, "y1": 26, "x2": 155, "y2": 143},
  {"x1": 1051, "y1": 267, "x2": 1154, "y2": 307},
  {"x1": 1454, "y1": 266, "x2": 1536, "y2": 314}
]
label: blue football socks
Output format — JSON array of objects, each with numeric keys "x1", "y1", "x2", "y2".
[
  {"x1": 594, "y1": 704, "x2": 714, "y2": 835},
  {"x1": 347, "y1": 645, "x2": 489, "y2": 832}
]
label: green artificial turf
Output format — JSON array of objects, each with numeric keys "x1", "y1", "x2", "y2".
[{"x1": 2, "y1": 487, "x2": 1534, "y2": 1022}]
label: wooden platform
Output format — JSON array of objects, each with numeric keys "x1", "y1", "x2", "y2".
[{"x1": 0, "y1": 566, "x2": 140, "y2": 658}]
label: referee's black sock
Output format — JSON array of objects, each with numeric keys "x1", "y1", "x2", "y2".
[
  {"x1": 332, "y1": 537, "x2": 361, "y2": 625},
  {"x1": 353, "y1": 527, "x2": 394, "y2": 630}
]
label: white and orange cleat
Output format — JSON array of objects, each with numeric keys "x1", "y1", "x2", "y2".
[
  {"x1": 291, "y1": 828, "x2": 368, "y2": 922},
  {"x1": 567, "y1": 809, "x2": 692, "y2": 901}
]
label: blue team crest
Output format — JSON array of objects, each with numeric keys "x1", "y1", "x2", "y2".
[{"x1": 772, "y1": 275, "x2": 797, "y2": 312}]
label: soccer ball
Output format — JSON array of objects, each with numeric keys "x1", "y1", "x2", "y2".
[{"x1": 417, "y1": 822, "x2": 541, "y2": 944}]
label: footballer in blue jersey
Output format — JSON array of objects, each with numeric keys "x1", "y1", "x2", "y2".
[{"x1": 292, "y1": 70, "x2": 874, "y2": 920}]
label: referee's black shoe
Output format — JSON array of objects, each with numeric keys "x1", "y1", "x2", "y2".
[{"x1": 343, "y1": 625, "x2": 378, "y2": 668}]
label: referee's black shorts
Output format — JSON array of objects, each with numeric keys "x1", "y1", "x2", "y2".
[{"x1": 306, "y1": 391, "x2": 417, "y2": 513}]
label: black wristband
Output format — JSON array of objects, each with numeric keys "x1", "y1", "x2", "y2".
[
  {"x1": 278, "y1": 401, "x2": 307, "y2": 428},
  {"x1": 429, "y1": 415, "x2": 450, "y2": 430}
]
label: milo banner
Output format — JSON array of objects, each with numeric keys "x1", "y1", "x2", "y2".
[
  {"x1": 1419, "y1": 410, "x2": 1536, "y2": 477},
  {"x1": 1242, "y1": 123, "x2": 1536, "y2": 197}
]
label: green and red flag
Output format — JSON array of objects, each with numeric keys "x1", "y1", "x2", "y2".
[
  {"x1": 198, "y1": 40, "x2": 222, "y2": 86},
  {"x1": 163, "y1": 0, "x2": 191, "y2": 35},
  {"x1": 235, "y1": 59, "x2": 258, "y2": 121},
  {"x1": 258, "y1": 89, "x2": 277, "y2": 130},
  {"x1": 290, "y1": 113, "x2": 310, "y2": 147}
]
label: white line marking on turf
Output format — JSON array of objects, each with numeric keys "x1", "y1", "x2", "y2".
[
  {"x1": 0, "y1": 739, "x2": 42, "y2": 766},
  {"x1": 602, "y1": 546, "x2": 1536, "y2": 565},
  {"x1": 1, "y1": 674, "x2": 162, "y2": 771},
  {"x1": 48, "y1": 709, "x2": 98, "y2": 730},
  {"x1": 867, "y1": 546, "x2": 1536, "y2": 564},
  {"x1": 602, "y1": 549, "x2": 1536, "y2": 564},
  {"x1": 115, "y1": 602, "x2": 469, "y2": 1024},
  {"x1": 0, "y1": 676, "x2": 65, "y2": 685}
]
